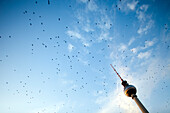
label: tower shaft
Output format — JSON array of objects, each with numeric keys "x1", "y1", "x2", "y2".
[{"x1": 131, "y1": 94, "x2": 149, "y2": 113}]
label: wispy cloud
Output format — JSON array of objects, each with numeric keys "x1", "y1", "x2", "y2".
[
  {"x1": 145, "y1": 40, "x2": 154, "y2": 47},
  {"x1": 96, "y1": 11, "x2": 112, "y2": 30},
  {"x1": 61, "y1": 78, "x2": 74, "y2": 85},
  {"x1": 140, "y1": 5, "x2": 149, "y2": 11},
  {"x1": 83, "y1": 25, "x2": 94, "y2": 32},
  {"x1": 98, "y1": 32, "x2": 111, "y2": 42},
  {"x1": 143, "y1": 38, "x2": 156, "y2": 49},
  {"x1": 79, "y1": 0, "x2": 88, "y2": 3},
  {"x1": 95, "y1": 10, "x2": 113, "y2": 42},
  {"x1": 137, "y1": 51, "x2": 151, "y2": 59},
  {"x1": 137, "y1": 20, "x2": 154, "y2": 34},
  {"x1": 66, "y1": 30, "x2": 90, "y2": 47},
  {"x1": 128, "y1": 37, "x2": 135, "y2": 46},
  {"x1": 67, "y1": 30, "x2": 82, "y2": 39},
  {"x1": 118, "y1": 43, "x2": 127, "y2": 52},
  {"x1": 130, "y1": 38, "x2": 156, "y2": 54},
  {"x1": 76, "y1": 0, "x2": 113, "y2": 43},
  {"x1": 76, "y1": 13, "x2": 94, "y2": 35},
  {"x1": 68, "y1": 43, "x2": 74, "y2": 52},
  {"x1": 127, "y1": 0, "x2": 138, "y2": 11},
  {"x1": 136, "y1": 5, "x2": 149, "y2": 22},
  {"x1": 87, "y1": 0, "x2": 98, "y2": 11},
  {"x1": 131, "y1": 47, "x2": 138, "y2": 53},
  {"x1": 79, "y1": 0, "x2": 98, "y2": 11},
  {"x1": 78, "y1": 58, "x2": 89, "y2": 66},
  {"x1": 136, "y1": 4, "x2": 154, "y2": 35},
  {"x1": 117, "y1": 0, "x2": 139, "y2": 13}
]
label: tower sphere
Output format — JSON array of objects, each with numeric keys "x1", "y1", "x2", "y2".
[{"x1": 124, "y1": 85, "x2": 137, "y2": 97}]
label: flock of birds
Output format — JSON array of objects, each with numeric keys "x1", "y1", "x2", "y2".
[
  {"x1": 1, "y1": 1, "x2": 112, "y2": 112},
  {"x1": 1, "y1": 0, "x2": 169, "y2": 113}
]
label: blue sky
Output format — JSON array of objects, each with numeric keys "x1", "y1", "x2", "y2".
[{"x1": 0, "y1": 0, "x2": 170, "y2": 113}]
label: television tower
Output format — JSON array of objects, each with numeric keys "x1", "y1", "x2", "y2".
[{"x1": 110, "y1": 64, "x2": 149, "y2": 113}]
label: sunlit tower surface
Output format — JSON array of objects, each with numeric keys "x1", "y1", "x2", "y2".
[{"x1": 110, "y1": 64, "x2": 149, "y2": 113}]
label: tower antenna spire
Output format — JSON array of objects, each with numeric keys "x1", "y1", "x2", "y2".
[{"x1": 110, "y1": 64, "x2": 123, "y2": 82}]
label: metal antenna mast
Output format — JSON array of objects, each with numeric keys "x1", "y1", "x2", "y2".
[
  {"x1": 110, "y1": 64, "x2": 149, "y2": 113},
  {"x1": 110, "y1": 64, "x2": 123, "y2": 82}
]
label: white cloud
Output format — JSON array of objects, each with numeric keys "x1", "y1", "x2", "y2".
[
  {"x1": 131, "y1": 38, "x2": 156, "y2": 54},
  {"x1": 79, "y1": 0, "x2": 98, "y2": 11},
  {"x1": 67, "y1": 30, "x2": 90, "y2": 47},
  {"x1": 137, "y1": 28, "x2": 143, "y2": 34},
  {"x1": 79, "y1": 0, "x2": 88, "y2": 3},
  {"x1": 87, "y1": 0, "x2": 98, "y2": 11},
  {"x1": 136, "y1": 11, "x2": 145, "y2": 21},
  {"x1": 77, "y1": 14, "x2": 94, "y2": 33},
  {"x1": 140, "y1": 5, "x2": 149, "y2": 11},
  {"x1": 83, "y1": 25, "x2": 94, "y2": 32},
  {"x1": 98, "y1": 32, "x2": 109, "y2": 41},
  {"x1": 76, "y1": 1, "x2": 112, "y2": 44},
  {"x1": 95, "y1": 10, "x2": 113, "y2": 41},
  {"x1": 136, "y1": 4, "x2": 153, "y2": 35},
  {"x1": 83, "y1": 42, "x2": 90, "y2": 47},
  {"x1": 136, "y1": 5, "x2": 149, "y2": 22},
  {"x1": 67, "y1": 30, "x2": 82, "y2": 39},
  {"x1": 128, "y1": 37, "x2": 135, "y2": 46},
  {"x1": 137, "y1": 20, "x2": 154, "y2": 34},
  {"x1": 127, "y1": 0, "x2": 138, "y2": 10},
  {"x1": 68, "y1": 44, "x2": 74, "y2": 52},
  {"x1": 61, "y1": 78, "x2": 74, "y2": 85},
  {"x1": 74, "y1": 13, "x2": 94, "y2": 45},
  {"x1": 144, "y1": 40, "x2": 155, "y2": 48},
  {"x1": 137, "y1": 51, "x2": 151, "y2": 59},
  {"x1": 119, "y1": 44, "x2": 127, "y2": 51},
  {"x1": 96, "y1": 11, "x2": 112, "y2": 30},
  {"x1": 131, "y1": 48, "x2": 138, "y2": 53},
  {"x1": 109, "y1": 51, "x2": 116, "y2": 60},
  {"x1": 117, "y1": 0, "x2": 139, "y2": 13},
  {"x1": 78, "y1": 58, "x2": 89, "y2": 65}
]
